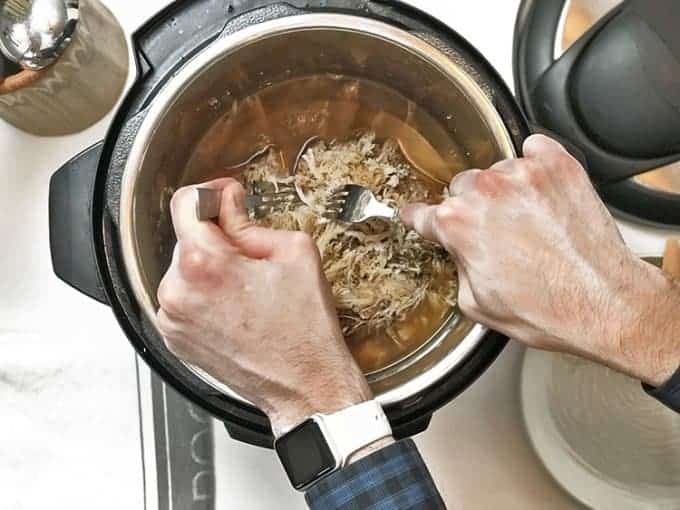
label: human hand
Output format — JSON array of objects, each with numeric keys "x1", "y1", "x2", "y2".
[
  {"x1": 402, "y1": 135, "x2": 680, "y2": 386},
  {"x1": 156, "y1": 178, "x2": 371, "y2": 436}
]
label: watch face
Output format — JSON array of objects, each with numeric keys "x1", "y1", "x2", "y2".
[{"x1": 275, "y1": 419, "x2": 337, "y2": 490}]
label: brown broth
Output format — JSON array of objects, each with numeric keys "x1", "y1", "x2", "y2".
[
  {"x1": 182, "y1": 75, "x2": 469, "y2": 374},
  {"x1": 349, "y1": 292, "x2": 452, "y2": 373}
]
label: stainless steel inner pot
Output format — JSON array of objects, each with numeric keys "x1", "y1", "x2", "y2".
[{"x1": 119, "y1": 14, "x2": 515, "y2": 406}]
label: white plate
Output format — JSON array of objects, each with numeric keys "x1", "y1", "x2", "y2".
[{"x1": 521, "y1": 349, "x2": 680, "y2": 510}]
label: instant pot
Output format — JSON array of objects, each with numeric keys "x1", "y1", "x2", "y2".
[{"x1": 48, "y1": 0, "x2": 680, "y2": 448}]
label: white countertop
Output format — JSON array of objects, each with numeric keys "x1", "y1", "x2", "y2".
[{"x1": 0, "y1": 1, "x2": 675, "y2": 509}]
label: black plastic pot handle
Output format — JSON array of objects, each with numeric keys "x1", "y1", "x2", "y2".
[{"x1": 49, "y1": 142, "x2": 108, "y2": 305}]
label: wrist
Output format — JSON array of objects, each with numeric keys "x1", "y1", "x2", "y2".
[
  {"x1": 603, "y1": 259, "x2": 680, "y2": 386},
  {"x1": 267, "y1": 374, "x2": 373, "y2": 437}
]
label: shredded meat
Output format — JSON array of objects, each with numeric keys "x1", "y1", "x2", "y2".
[{"x1": 243, "y1": 131, "x2": 458, "y2": 340}]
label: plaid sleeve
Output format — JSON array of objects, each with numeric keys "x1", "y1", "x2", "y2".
[
  {"x1": 643, "y1": 364, "x2": 680, "y2": 413},
  {"x1": 305, "y1": 439, "x2": 446, "y2": 510}
]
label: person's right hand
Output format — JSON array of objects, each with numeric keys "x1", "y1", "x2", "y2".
[
  {"x1": 156, "y1": 178, "x2": 372, "y2": 437},
  {"x1": 402, "y1": 135, "x2": 680, "y2": 387}
]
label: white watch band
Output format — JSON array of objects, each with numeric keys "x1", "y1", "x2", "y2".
[{"x1": 314, "y1": 400, "x2": 392, "y2": 468}]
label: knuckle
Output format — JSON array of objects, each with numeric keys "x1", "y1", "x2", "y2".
[
  {"x1": 434, "y1": 199, "x2": 466, "y2": 226},
  {"x1": 222, "y1": 178, "x2": 245, "y2": 197},
  {"x1": 488, "y1": 159, "x2": 512, "y2": 173},
  {"x1": 157, "y1": 278, "x2": 185, "y2": 317},
  {"x1": 499, "y1": 159, "x2": 547, "y2": 191},
  {"x1": 178, "y1": 242, "x2": 214, "y2": 282},
  {"x1": 475, "y1": 170, "x2": 507, "y2": 194},
  {"x1": 491, "y1": 158, "x2": 522, "y2": 174},
  {"x1": 524, "y1": 135, "x2": 586, "y2": 179},
  {"x1": 450, "y1": 168, "x2": 481, "y2": 194}
]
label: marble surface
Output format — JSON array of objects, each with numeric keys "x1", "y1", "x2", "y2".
[
  {"x1": 0, "y1": 1, "x2": 676, "y2": 509},
  {"x1": 0, "y1": 2, "x2": 169, "y2": 509}
]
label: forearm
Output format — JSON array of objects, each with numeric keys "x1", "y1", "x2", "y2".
[{"x1": 602, "y1": 259, "x2": 680, "y2": 387}]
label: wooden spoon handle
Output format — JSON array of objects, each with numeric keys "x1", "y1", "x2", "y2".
[{"x1": 0, "y1": 68, "x2": 41, "y2": 95}]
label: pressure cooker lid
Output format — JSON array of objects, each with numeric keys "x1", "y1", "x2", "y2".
[{"x1": 515, "y1": 0, "x2": 680, "y2": 225}]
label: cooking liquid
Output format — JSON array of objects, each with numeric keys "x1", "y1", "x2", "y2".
[{"x1": 183, "y1": 75, "x2": 471, "y2": 374}]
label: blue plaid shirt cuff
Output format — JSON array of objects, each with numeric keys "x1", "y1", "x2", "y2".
[{"x1": 305, "y1": 439, "x2": 446, "y2": 510}]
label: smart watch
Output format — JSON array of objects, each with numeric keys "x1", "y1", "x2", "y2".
[
  {"x1": 644, "y1": 364, "x2": 680, "y2": 413},
  {"x1": 274, "y1": 400, "x2": 393, "y2": 491}
]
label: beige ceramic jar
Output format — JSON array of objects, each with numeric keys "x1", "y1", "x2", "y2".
[{"x1": 0, "y1": 0, "x2": 128, "y2": 135}]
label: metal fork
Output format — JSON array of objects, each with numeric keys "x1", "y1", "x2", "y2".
[
  {"x1": 195, "y1": 182, "x2": 298, "y2": 220},
  {"x1": 196, "y1": 137, "x2": 318, "y2": 221},
  {"x1": 323, "y1": 184, "x2": 398, "y2": 223}
]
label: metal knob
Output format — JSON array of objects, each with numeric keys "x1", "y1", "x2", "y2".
[{"x1": 0, "y1": 0, "x2": 79, "y2": 71}]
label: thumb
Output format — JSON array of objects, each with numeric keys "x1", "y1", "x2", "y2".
[
  {"x1": 231, "y1": 226, "x2": 301, "y2": 260},
  {"x1": 215, "y1": 178, "x2": 251, "y2": 233},
  {"x1": 212, "y1": 178, "x2": 294, "y2": 260},
  {"x1": 400, "y1": 202, "x2": 441, "y2": 244}
]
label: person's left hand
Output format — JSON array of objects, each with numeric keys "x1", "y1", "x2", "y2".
[{"x1": 156, "y1": 178, "x2": 371, "y2": 436}]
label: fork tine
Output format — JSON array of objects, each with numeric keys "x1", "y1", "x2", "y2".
[
  {"x1": 323, "y1": 211, "x2": 341, "y2": 220},
  {"x1": 251, "y1": 182, "x2": 295, "y2": 194},
  {"x1": 245, "y1": 182, "x2": 300, "y2": 219},
  {"x1": 325, "y1": 199, "x2": 347, "y2": 207},
  {"x1": 251, "y1": 199, "x2": 295, "y2": 218},
  {"x1": 323, "y1": 186, "x2": 352, "y2": 219}
]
